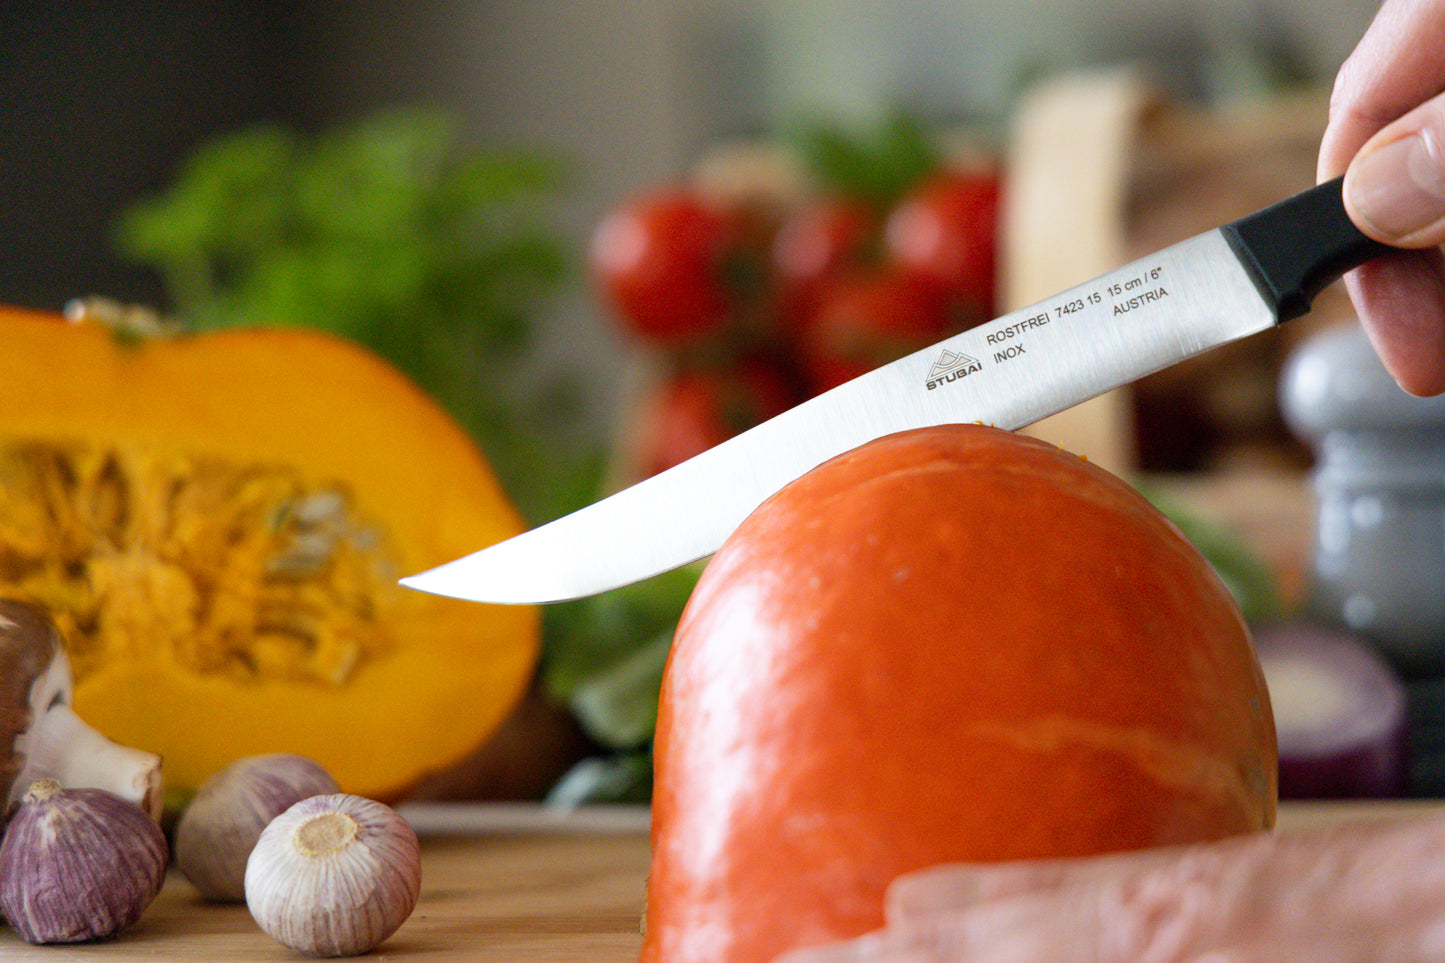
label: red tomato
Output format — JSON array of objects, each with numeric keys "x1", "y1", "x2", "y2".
[
  {"x1": 884, "y1": 170, "x2": 1001, "y2": 324},
  {"x1": 797, "y1": 268, "x2": 950, "y2": 394},
  {"x1": 633, "y1": 360, "x2": 798, "y2": 478},
  {"x1": 770, "y1": 197, "x2": 877, "y2": 334},
  {"x1": 590, "y1": 190, "x2": 741, "y2": 344}
]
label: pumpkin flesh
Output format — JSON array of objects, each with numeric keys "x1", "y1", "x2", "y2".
[{"x1": 0, "y1": 306, "x2": 539, "y2": 801}]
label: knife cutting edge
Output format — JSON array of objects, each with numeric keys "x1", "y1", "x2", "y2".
[{"x1": 401, "y1": 177, "x2": 1389, "y2": 605}]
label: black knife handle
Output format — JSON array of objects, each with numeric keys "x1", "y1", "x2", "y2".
[{"x1": 1221, "y1": 176, "x2": 1392, "y2": 322}]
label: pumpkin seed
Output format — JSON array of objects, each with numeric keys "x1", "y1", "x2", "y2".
[{"x1": 0, "y1": 440, "x2": 398, "y2": 687}]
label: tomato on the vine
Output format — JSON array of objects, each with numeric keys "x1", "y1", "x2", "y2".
[
  {"x1": 770, "y1": 197, "x2": 877, "y2": 335},
  {"x1": 797, "y1": 268, "x2": 950, "y2": 394},
  {"x1": 590, "y1": 189, "x2": 744, "y2": 344},
  {"x1": 883, "y1": 169, "x2": 1001, "y2": 326},
  {"x1": 633, "y1": 359, "x2": 800, "y2": 478}
]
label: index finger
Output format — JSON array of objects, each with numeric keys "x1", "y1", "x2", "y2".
[{"x1": 1319, "y1": 0, "x2": 1445, "y2": 180}]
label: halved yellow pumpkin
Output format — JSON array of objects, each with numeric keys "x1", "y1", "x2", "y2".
[{"x1": 0, "y1": 304, "x2": 539, "y2": 801}]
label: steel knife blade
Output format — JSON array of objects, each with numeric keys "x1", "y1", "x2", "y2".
[{"x1": 401, "y1": 177, "x2": 1388, "y2": 605}]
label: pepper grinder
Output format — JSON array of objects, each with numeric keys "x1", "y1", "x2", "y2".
[{"x1": 1280, "y1": 323, "x2": 1445, "y2": 677}]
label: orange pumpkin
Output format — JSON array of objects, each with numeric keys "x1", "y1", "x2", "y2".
[
  {"x1": 642, "y1": 424, "x2": 1277, "y2": 962},
  {"x1": 0, "y1": 304, "x2": 539, "y2": 801}
]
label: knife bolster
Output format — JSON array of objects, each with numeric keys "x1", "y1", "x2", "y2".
[{"x1": 1222, "y1": 177, "x2": 1390, "y2": 322}]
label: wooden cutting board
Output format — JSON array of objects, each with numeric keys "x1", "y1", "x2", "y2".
[
  {"x1": 0, "y1": 803, "x2": 655, "y2": 961},
  {"x1": 0, "y1": 801, "x2": 1438, "y2": 959}
]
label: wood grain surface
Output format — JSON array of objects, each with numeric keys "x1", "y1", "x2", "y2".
[
  {"x1": 0, "y1": 801, "x2": 1438, "y2": 959},
  {"x1": 0, "y1": 804, "x2": 654, "y2": 961}
]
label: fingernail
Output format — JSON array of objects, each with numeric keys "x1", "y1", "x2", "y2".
[{"x1": 1349, "y1": 133, "x2": 1445, "y2": 242}]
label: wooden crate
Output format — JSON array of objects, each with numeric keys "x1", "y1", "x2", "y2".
[{"x1": 1004, "y1": 68, "x2": 1353, "y2": 477}]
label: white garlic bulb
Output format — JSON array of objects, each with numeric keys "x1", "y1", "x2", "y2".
[
  {"x1": 175, "y1": 753, "x2": 339, "y2": 902},
  {"x1": 0, "y1": 779, "x2": 168, "y2": 944},
  {"x1": 245, "y1": 793, "x2": 421, "y2": 957},
  {"x1": 1, "y1": 599, "x2": 162, "y2": 816}
]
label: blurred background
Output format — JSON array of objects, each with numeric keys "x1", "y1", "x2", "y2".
[
  {"x1": 14, "y1": 1, "x2": 1445, "y2": 806},
  {"x1": 1, "y1": 0, "x2": 1379, "y2": 434}
]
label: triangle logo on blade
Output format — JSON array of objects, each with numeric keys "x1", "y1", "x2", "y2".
[{"x1": 925, "y1": 349, "x2": 983, "y2": 389}]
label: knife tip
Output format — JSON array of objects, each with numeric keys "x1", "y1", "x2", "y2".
[
  {"x1": 398, "y1": 569, "x2": 539, "y2": 606},
  {"x1": 396, "y1": 573, "x2": 439, "y2": 596}
]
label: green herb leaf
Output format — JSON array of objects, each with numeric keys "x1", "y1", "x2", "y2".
[
  {"x1": 784, "y1": 107, "x2": 944, "y2": 208},
  {"x1": 545, "y1": 751, "x2": 653, "y2": 806},
  {"x1": 113, "y1": 106, "x2": 584, "y2": 524}
]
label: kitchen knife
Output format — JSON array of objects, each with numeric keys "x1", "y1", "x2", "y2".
[{"x1": 402, "y1": 177, "x2": 1388, "y2": 605}]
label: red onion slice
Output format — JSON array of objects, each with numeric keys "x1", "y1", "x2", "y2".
[{"x1": 1255, "y1": 623, "x2": 1408, "y2": 799}]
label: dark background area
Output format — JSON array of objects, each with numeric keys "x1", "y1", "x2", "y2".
[
  {"x1": 2, "y1": 1, "x2": 1377, "y2": 446},
  {"x1": 8, "y1": 5, "x2": 280, "y2": 310},
  {"x1": 0, "y1": 4, "x2": 429, "y2": 312}
]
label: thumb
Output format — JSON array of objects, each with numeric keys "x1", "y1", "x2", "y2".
[{"x1": 1344, "y1": 95, "x2": 1445, "y2": 248}]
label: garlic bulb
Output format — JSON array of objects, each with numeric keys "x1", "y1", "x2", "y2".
[
  {"x1": 0, "y1": 778, "x2": 168, "y2": 944},
  {"x1": 174, "y1": 753, "x2": 339, "y2": 902},
  {"x1": 1, "y1": 599, "x2": 162, "y2": 816},
  {"x1": 246, "y1": 793, "x2": 421, "y2": 957}
]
